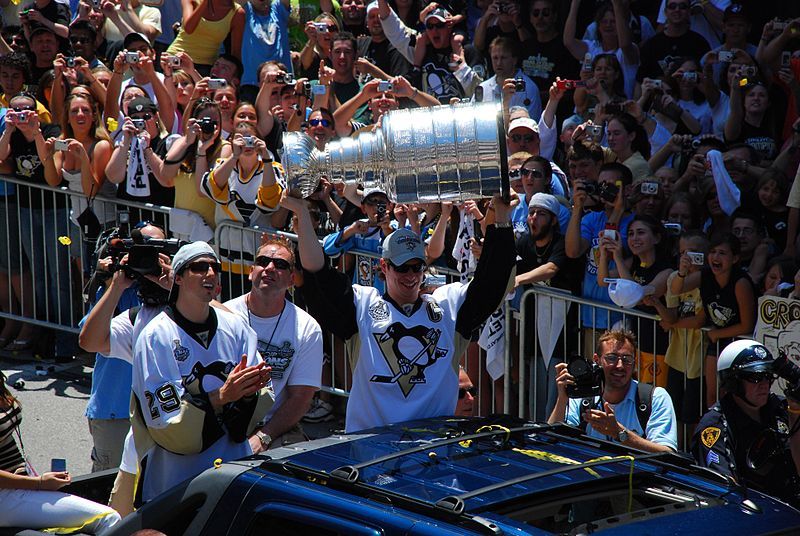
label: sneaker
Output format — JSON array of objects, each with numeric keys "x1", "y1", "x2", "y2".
[{"x1": 302, "y1": 397, "x2": 335, "y2": 423}]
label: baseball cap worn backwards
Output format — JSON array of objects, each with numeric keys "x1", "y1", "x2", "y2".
[{"x1": 168, "y1": 241, "x2": 220, "y2": 301}]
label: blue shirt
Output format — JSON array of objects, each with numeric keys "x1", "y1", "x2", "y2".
[
  {"x1": 579, "y1": 210, "x2": 633, "y2": 328},
  {"x1": 242, "y1": 1, "x2": 292, "y2": 86},
  {"x1": 566, "y1": 380, "x2": 678, "y2": 450},
  {"x1": 83, "y1": 285, "x2": 141, "y2": 420},
  {"x1": 322, "y1": 222, "x2": 398, "y2": 293}
]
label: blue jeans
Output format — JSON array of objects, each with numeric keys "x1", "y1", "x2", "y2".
[{"x1": 19, "y1": 207, "x2": 78, "y2": 356}]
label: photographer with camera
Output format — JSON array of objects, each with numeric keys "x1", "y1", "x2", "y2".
[
  {"x1": 692, "y1": 340, "x2": 800, "y2": 507},
  {"x1": 548, "y1": 329, "x2": 678, "y2": 453}
]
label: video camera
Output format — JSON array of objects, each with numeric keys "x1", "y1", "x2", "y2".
[
  {"x1": 566, "y1": 353, "x2": 603, "y2": 398},
  {"x1": 773, "y1": 350, "x2": 800, "y2": 402}
]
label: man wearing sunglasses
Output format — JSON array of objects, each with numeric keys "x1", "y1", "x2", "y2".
[
  {"x1": 692, "y1": 339, "x2": 800, "y2": 506},
  {"x1": 549, "y1": 329, "x2": 678, "y2": 453},
  {"x1": 131, "y1": 241, "x2": 273, "y2": 502},
  {"x1": 455, "y1": 367, "x2": 477, "y2": 417},
  {"x1": 224, "y1": 237, "x2": 323, "y2": 454},
  {"x1": 285, "y1": 192, "x2": 517, "y2": 433},
  {"x1": 68, "y1": 20, "x2": 103, "y2": 69}
]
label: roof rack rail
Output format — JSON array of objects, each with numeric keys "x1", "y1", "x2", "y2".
[
  {"x1": 439, "y1": 451, "x2": 667, "y2": 505},
  {"x1": 330, "y1": 423, "x2": 549, "y2": 485}
]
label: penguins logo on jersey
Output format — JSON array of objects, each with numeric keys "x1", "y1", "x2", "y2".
[
  {"x1": 183, "y1": 360, "x2": 234, "y2": 396},
  {"x1": 371, "y1": 323, "x2": 447, "y2": 397}
]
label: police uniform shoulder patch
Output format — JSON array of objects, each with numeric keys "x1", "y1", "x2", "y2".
[{"x1": 701, "y1": 426, "x2": 721, "y2": 448}]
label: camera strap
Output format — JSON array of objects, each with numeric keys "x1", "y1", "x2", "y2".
[{"x1": 579, "y1": 382, "x2": 654, "y2": 439}]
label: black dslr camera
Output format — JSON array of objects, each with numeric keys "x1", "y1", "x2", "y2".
[
  {"x1": 566, "y1": 353, "x2": 603, "y2": 398},
  {"x1": 773, "y1": 350, "x2": 800, "y2": 402},
  {"x1": 197, "y1": 117, "x2": 217, "y2": 134}
]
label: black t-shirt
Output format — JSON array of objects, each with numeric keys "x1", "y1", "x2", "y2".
[
  {"x1": 411, "y1": 47, "x2": 465, "y2": 103},
  {"x1": 700, "y1": 265, "x2": 754, "y2": 348},
  {"x1": 630, "y1": 257, "x2": 672, "y2": 353},
  {"x1": 727, "y1": 120, "x2": 779, "y2": 162},
  {"x1": 341, "y1": 22, "x2": 368, "y2": 39},
  {"x1": 22, "y1": 0, "x2": 70, "y2": 30},
  {"x1": 515, "y1": 231, "x2": 581, "y2": 295},
  {"x1": 12, "y1": 123, "x2": 65, "y2": 210},
  {"x1": 762, "y1": 209, "x2": 789, "y2": 251},
  {"x1": 357, "y1": 36, "x2": 412, "y2": 79},
  {"x1": 519, "y1": 34, "x2": 580, "y2": 123},
  {"x1": 638, "y1": 30, "x2": 710, "y2": 81},
  {"x1": 115, "y1": 135, "x2": 174, "y2": 207}
]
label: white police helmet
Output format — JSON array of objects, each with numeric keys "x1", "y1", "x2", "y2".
[{"x1": 717, "y1": 339, "x2": 774, "y2": 392}]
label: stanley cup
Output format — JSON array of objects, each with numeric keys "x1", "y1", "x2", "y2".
[{"x1": 281, "y1": 101, "x2": 509, "y2": 203}]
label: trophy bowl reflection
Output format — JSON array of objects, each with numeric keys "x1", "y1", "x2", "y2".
[{"x1": 281, "y1": 101, "x2": 508, "y2": 203}]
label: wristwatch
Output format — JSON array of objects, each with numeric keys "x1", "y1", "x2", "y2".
[
  {"x1": 255, "y1": 431, "x2": 272, "y2": 450},
  {"x1": 617, "y1": 428, "x2": 629, "y2": 443},
  {"x1": 494, "y1": 221, "x2": 511, "y2": 228}
]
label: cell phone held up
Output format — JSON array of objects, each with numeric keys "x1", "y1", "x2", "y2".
[{"x1": 50, "y1": 458, "x2": 67, "y2": 473}]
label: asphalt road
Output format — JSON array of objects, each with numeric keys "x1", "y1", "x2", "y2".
[{"x1": 1, "y1": 354, "x2": 95, "y2": 477}]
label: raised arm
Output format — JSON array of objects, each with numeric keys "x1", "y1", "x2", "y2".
[{"x1": 563, "y1": 0, "x2": 589, "y2": 61}]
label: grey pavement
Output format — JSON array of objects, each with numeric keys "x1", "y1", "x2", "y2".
[{"x1": 1, "y1": 353, "x2": 95, "y2": 477}]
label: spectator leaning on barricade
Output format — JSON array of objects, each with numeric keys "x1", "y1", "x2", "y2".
[
  {"x1": 224, "y1": 235, "x2": 324, "y2": 453},
  {"x1": 285, "y1": 191, "x2": 517, "y2": 433},
  {"x1": 548, "y1": 329, "x2": 678, "y2": 453}
]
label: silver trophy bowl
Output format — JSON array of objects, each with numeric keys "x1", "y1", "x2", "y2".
[{"x1": 281, "y1": 101, "x2": 509, "y2": 203}]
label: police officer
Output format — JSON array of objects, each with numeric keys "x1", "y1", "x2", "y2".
[{"x1": 692, "y1": 340, "x2": 800, "y2": 506}]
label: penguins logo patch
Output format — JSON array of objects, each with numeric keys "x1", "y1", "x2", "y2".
[
  {"x1": 371, "y1": 323, "x2": 447, "y2": 397},
  {"x1": 701, "y1": 427, "x2": 721, "y2": 448}
]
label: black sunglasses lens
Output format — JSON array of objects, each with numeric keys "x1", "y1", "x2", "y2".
[
  {"x1": 458, "y1": 387, "x2": 477, "y2": 399},
  {"x1": 256, "y1": 256, "x2": 292, "y2": 270},
  {"x1": 188, "y1": 261, "x2": 220, "y2": 274}
]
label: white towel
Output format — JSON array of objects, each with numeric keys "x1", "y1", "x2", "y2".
[
  {"x1": 535, "y1": 289, "x2": 570, "y2": 370},
  {"x1": 168, "y1": 207, "x2": 213, "y2": 242},
  {"x1": 707, "y1": 149, "x2": 740, "y2": 216},
  {"x1": 451, "y1": 207, "x2": 476, "y2": 283},
  {"x1": 480, "y1": 305, "x2": 506, "y2": 380}
]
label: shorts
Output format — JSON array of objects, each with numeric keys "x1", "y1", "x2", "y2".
[{"x1": 666, "y1": 366, "x2": 704, "y2": 423}]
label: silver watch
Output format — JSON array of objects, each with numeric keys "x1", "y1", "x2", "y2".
[
  {"x1": 617, "y1": 428, "x2": 629, "y2": 443},
  {"x1": 256, "y1": 431, "x2": 272, "y2": 449}
]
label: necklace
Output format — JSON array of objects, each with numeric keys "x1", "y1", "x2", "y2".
[
  {"x1": 534, "y1": 240, "x2": 552, "y2": 264},
  {"x1": 246, "y1": 294, "x2": 285, "y2": 352}
]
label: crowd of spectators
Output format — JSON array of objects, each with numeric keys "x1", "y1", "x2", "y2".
[{"x1": 1, "y1": 0, "x2": 800, "y2": 521}]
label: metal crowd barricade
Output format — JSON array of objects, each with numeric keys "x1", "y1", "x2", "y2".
[
  {"x1": 512, "y1": 284, "x2": 724, "y2": 451},
  {"x1": 0, "y1": 175, "x2": 172, "y2": 342}
]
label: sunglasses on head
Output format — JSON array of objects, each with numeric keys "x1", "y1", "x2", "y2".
[
  {"x1": 309, "y1": 118, "x2": 331, "y2": 127},
  {"x1": 667, "y1": 2, "x2": 689, "y2": 9},
  {"x1": 390, "y1": 262, "x2": 425, "y2": 273},
  {"x1": 426, "y1": 21, "x2": 447, "y2": 30},
  {"x1": 510, "y1": 133, "x2": 537, "y2": 143},
  {"x1": 520, "y1": 168, "x2": 544, "y2": 179},
  {"x1": 458, "y1": 386, "x2": 477, "y2": 399},
  {"x1": 186, "y1": 260, "x2": 221, "y2": 274},
  {"x1": 531, "y1": 8, "x2": 551, "y2": 17},
  {"x1": 255, "y1": 255, "x2": 293, "y2": 270}
]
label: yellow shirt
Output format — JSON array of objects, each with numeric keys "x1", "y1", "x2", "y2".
[
  {"x1": 663, "y1": 271, "x2": 704, "y2": 379},
  {"x1": 167, "y1": 7, "x2": 236, "y2": 65}
]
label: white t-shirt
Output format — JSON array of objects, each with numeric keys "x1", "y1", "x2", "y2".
[
  {"x1": 224, "y1": 295, "x2": 323, "y2": 420},
  {"x1": 109, "y1": 304, "x2": 164, "y2": 365},
  {"x1": 104, "y1": 5, "x2": 163, "y2": 43}
]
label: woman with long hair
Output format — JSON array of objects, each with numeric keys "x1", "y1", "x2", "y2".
[
  {"x1": 725, "y1": 79, "x2": 780, "y2": 163},
  {"x1": 162, "y1": 97, "x2": 231, "y2": 234},
  {"x1": 598, "y1": 214, "x2": 673, "y2": 387},
  {"x1": 299, "y1": 13, "x2": 339, "y2": 79},
  {"x1": 605, "y1": 112, "x2": 651, "y2": 181},
  {"x1": 574, "y1": 53, "x2": 627, "y2": 117}
]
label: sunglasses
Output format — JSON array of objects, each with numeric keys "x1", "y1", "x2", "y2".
[
  {"x1": 531, "y1": 8, "x2": 551, "y2": 17},
  {"x1": 520, "y1": 168, "x2": 544, "y2": 179},
  {"x1": 667, "y1": 2, "x2": 689, "y2": 10},
  {"x1": 742, "y1": 372, "x2": 775, "y2": 384},
  {"x1": 70, "y1": 36, "x2": 92, "y2": 44},
  {"x1": 508, "y1": 169, "x2": 520, "y2": 179},
  {"x1": 390, "y1": 262, "x2": 425, "y2": 273},
  {"x1": 602, "y1": 353, "x2": 635, "y2": 367},
  {"x1": 309, "y1": 118, "x2": 331, "y2": 127},
  {"x1": 255, "y1": 255, "x2": 293, "y2": 270},
  {"x1": 458, "y1": 386, "x2": 477, "y2": 399},
  {"x1": 426, "y1": 21, "x2": 447, "y2": 30},
  {"x1": 510, "y1": 133, "x2": 537, "y2": 143},
  {"x1": 186, "y1": 260, "x2": 221, "y2": 274}
]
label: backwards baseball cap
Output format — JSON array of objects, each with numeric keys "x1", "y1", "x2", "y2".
[
  {"x1": 123, "y1": 32, "x2": 151, "y2": 49},
  {"x1": 168, "y1": 241, "x2": 221, "y2": 301},
  {"x1": 509, "y1": 117, "x2": 540, "y2": 135},
  {"x1": 366, "y1": 1, "x2": 379, "y2": 14},
  {"x1": 723, "y1": 4, "x2": 747, "y2": 22},
  {"x1": 382, "y1": 228, "x2": 426, "y2": 266},
  {"x1": 424, "y1": 7, "x2": 451, "y2": 24},
  {"x1": 605, "y1": 278, "x2": 654, "y2": 309},
  {"x1": 128, "y1": 96, "x2": 158, "y2": 114},
  {"x1": 361, "y1": 186, "x2": 388, "y2": 203},
  {"x1": 529, "y1": 193, "x2": 560, "y2": 217}
]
